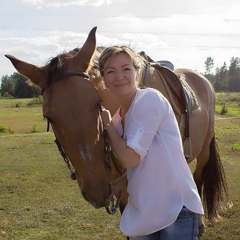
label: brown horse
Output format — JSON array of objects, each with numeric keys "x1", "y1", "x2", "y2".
[
  {"x1": 6, "y1": 27, "x2": 115, "y2": 209},
  {"x1": 6, "y1": 27, "x2": 228, "y2": 235}
]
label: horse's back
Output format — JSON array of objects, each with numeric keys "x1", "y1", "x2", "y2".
[{"x1": 174, "y1": 68, "x2": 215, "y2": 103}]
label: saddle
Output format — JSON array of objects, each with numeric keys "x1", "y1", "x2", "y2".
[{"x1": 138, "y1": 51, "x2": 199, "y2": 159}]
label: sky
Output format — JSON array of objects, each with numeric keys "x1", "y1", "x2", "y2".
[{"x1": 0, "y1": 0, "x2": 239, "y2": 82}]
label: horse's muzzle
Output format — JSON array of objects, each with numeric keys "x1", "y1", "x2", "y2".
[{"x1": 81, "y1": 184, "x2": 112, "y2": 209}]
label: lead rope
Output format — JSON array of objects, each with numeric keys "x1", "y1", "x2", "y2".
[
  {"x1": 99, "y1": 104, "x2": 123, "y2": 215},
  {"x1": 104, "y1": 129, "x2": 123, "y2": 214},
  {"x1": 105, "y1": 145, "x2": 123, "y2": 215}
]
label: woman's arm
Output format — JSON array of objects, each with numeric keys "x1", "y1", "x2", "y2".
[{"x1": 101, "y1": 108, "x2": 140, "y2": 169}]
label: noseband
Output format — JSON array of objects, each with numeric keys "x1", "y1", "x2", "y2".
[{"x1": 42, "y1": 71, "x2": 122, "y2": 214}]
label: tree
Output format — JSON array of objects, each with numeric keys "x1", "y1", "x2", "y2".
[
  {"x1": 205, "y1": 57, "x2": 214, "y2": 75},
  {"x1": 204, "y1": 57, "x2": 215, "y2": 84},
  {"x1": 214, "y1": 62, "x2": 228, "y2": 92},
  {"x1": 228, "y1": 57, "x2": 240, "y2": 92},
  {"x1": 0, "y1": 75, "x2": 15, "y2": 97},
  {"x1": 0, "y1": 72, "x2": 41, "y2": 98},
  {"x1": 14, "y1": 73, "x2": 32, "y2": 98}
]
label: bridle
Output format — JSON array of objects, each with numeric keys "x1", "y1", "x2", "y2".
[{"x1": 42, "y1": 71, "x2": 122, "y2": 214}]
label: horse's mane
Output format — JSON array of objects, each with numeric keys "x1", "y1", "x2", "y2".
[
  {"x1": 45, "y1": 47, "x2": 106, "y2": 89},
  {"x1": 45, "y1": 48, "x2": 80, "y2": 85}
]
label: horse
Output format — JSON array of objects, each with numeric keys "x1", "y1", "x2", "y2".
[{"x1": 6, "y1": 27, "x2": 228, "y2": 236}]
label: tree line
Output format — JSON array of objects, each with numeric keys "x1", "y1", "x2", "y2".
[
  {"x1": 0, "y1": 73, "x2": 41, "y2": 98},
  {"x1": 204, "y1": 56, "x2": 240, "y2": 92},
  {"x1": 1, "y1": 56, "x2": 240, "y2": 98}
]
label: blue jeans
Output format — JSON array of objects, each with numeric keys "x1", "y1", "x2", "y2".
[{"x1": 131, "y1": 206, "x2": 199, "y2": 240}]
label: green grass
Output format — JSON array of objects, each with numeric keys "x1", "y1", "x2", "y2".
[
  {"x1": 215, "y1": 92, "x2": 240, "y2": 117},
  {"x1": 0, "y1": 134, "x2": 123, "y2": 240},
  {"x1": 200, "y1": 117, "x2": 240, "y2": 240},
  {"x1": 0, "y1": 95, "x2": 240, "y2": 239},
  {"x1": 0, "y1": 98, "x2": 46, "y2": 134}
]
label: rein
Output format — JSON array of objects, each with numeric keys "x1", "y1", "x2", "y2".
[
  {"x1": 54, "y1": 138, "x2": 77, "y2": 180},
  {"x1": 42, "y1": 71, "x2": 122, "y2": 214}
]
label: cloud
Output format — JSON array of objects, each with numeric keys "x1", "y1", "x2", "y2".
[
  {"x1": 2, "y1": 30, "x2": 118, "y2": 68},
  {"x1": 1, "y1": 0, "x2": 239, "y2": 79},
  {"x1": 22, "y1": 0, "x2": 122, "y2": 8}
]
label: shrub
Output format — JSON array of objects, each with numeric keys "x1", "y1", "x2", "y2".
[
  {"x1": 28, "y1": 124, "x2": 39, "y2": 133},
  {"x1": 26, "y1": 96, "x2": 43, "y2": 106},
  {"x1": 232, "y1": 143, "x2": 240, "y2": 152},
  {"x1": 0, "y1": 124, "x2": 14, "y2": 133},
  {"x1": 220, "y1": 103, "x2": 228, "y2": 115}
]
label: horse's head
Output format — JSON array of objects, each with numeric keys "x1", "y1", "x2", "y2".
[{"x1": 5, "y1": 27, "x2": 113, "y2": 208}]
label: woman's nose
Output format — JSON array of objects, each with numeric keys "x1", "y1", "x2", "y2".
[{"x1": 115, "y1": 71, "x2": 124, "y2": 81}]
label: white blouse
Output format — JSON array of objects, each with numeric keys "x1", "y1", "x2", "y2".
[{"x1": 112, "y1": 88, "x2": 204, "y2": 237}]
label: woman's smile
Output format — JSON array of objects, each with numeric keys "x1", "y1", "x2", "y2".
[{"x1": 115, "y1": 83, "x2": 128, "y2": 87}]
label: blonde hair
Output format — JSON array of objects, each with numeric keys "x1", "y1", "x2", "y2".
[{"x1": 98, "y1": 46, "x2": 141, "y2": 77}]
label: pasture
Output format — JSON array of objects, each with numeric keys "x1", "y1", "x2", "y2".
[{"x1": 0, "y1": 93, "x2": 240, "y2": 240}]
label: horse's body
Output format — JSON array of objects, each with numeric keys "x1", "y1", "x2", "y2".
[{"x1": 6, "y1": 27, "x2": 228, "y2": 235}]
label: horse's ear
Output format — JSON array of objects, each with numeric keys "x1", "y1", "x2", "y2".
[
  {"x1": 5, "y1": 55, "x2": 46, "y2": 88},
  {"x1": 73, "y1": 27, "x2": 97, "y2": 71}
]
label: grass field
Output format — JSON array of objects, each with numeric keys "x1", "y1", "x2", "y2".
[{"x1": 0, "y1": 94, "x2": 240, "y2": 240}]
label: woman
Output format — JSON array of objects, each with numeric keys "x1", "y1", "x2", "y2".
[{"x1": 99, "y1": 46, "x2": 204, "y2": 240}]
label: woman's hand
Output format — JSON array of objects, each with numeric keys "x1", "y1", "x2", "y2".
[
  {"x1": 100, "y1": 106, "x2": 140, "y2": 169},
  {"x1": 100, "y1": 106, "x2": 112, "y2": 127}
]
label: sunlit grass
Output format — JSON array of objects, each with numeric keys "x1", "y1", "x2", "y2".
[
  {"x1": 215, "y1": 92, "x2": 240, "y2": 117},
  {"x1": 0, "y1": 98, "x2": 46, "y2": 134}
]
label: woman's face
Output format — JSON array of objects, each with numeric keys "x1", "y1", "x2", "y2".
[{"x1": 103, "y1": 53, "x2": 138, "y2": 98}]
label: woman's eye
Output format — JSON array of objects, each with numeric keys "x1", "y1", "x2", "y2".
[
  {"x1": 106, "y1": 70, "x2": 114, "y2": 74},
  {"x1": 123, "y1": 68, "x2": 131, "y2": 71}
]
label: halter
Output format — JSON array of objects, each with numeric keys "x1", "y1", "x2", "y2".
[
  {"x1": 42, "y1": 71, "x2": 122, "y2": 214},
  {"x1": 41, "y1": 72, "x2": 90, "y2": 95}
]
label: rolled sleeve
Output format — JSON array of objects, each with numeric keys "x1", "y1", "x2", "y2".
[{"x1": 126, "y1": 128, "x2": 147, "y2": 161}]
